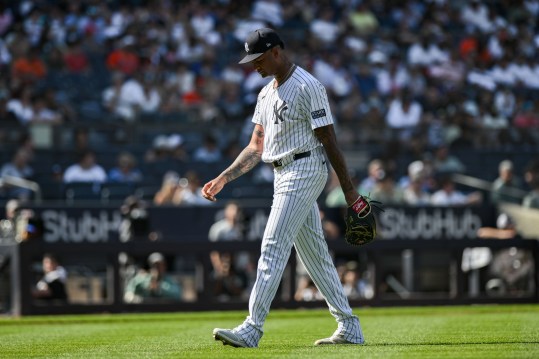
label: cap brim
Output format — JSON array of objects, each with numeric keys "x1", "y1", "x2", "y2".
[{"x1": 238, "y1": 52, "x2": 264, "y2": 64}]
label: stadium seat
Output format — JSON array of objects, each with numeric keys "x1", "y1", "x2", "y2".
[
  {"x1": 64, "y1": 182, "x2": 103, "y2": 202},
  {"x1": 100, "y1": 182, "x2": 136, "y2": 203},
  {"x1": 39, "y1": 179, "x2": 65, "y2": 200},
  {"x1": 134, "y1": 184, "x2": 161, "y2": 201}
]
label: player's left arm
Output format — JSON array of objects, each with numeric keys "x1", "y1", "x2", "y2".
[{"x1": 314, "y1": 124, "x2": 360, "y2": 206}]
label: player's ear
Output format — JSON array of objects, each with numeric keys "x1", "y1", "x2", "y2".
[{"x1": 270, "y1": 46, "x2": 280, "y2": 59}]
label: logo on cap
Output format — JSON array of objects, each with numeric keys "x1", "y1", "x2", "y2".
[
  {"x1": 245, "y1": 43, "x2": 249, "y2": 53},
  {"x1": 266, "y1": 43, "x2": 271, "y2": 47}
]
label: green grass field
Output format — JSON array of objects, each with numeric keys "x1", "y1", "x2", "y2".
[{"x1": 1, "y1": 304, "x2": 538, "y2": 358}]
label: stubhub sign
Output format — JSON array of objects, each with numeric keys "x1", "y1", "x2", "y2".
[
  {"x1": 26, "y1": 205, "x2": 494, "y2": 243},
  {"x1": 379, "y1": 208, "x2": 484, "y2": 240},
  {"x1": 40, "y1": 209, "x2": 122, "y2": 243}
]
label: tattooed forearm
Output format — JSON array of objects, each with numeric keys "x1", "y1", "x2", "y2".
[
  {"x1": 221, "y1": 147, "x2": 262, "y2": 183},
  {"x1": 219, "y1": 126, "x2": 264, "y2": 183}
]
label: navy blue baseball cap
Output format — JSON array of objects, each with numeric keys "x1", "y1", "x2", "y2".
[{"x1": 238, "y1": 28, "x2": 284, "y2": 64}]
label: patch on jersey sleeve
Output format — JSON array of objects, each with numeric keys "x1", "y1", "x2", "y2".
[{"x1": 311, "y1": 109, "x2": 326, "y2": 119}]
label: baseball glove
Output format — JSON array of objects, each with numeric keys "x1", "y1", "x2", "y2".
[{"x1": 344, "y1": 195, "x2": 384, "y2": 246}]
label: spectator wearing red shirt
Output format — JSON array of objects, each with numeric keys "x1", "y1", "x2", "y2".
[
  {"x1": 106, "y1": 36, "x2": 140, "y2": 75},
  {"x1": 459, "y1": 35, "x2": 492, "y2": 66},
  {"x1": 64, "y1": 41, "x2": 89, "y2": 73},
  {"x1": 11, "y1": 46, "x2": 47, "y2": 83}
]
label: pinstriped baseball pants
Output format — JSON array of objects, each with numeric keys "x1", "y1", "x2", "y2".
[{"x1": 235, "y1": 147, "x2": 363, "y2": 347}]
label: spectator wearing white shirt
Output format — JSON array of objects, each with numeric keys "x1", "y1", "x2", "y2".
[
  {"x1": 310, "y1": 8, "x2": 341, "y2": 45},
  {"x1": 220, "y1": 63, "x2": 245, "y2": 85},
  {"x1": 190, "y1": 5, "x2": 216, "y2": 40},
  {"x1": 63, "y1": 150, "x2": 107, "y2": 183},
  {"x1": 404, "y1": 182, "x2": 431, "y2": 207},
  {"x1": 7, "y1": 86, "x2": 34, "y2": 125},
  {"x1": 31, "y1": 97, "x2": 63, "y2": 125},
  {"x1": 428, "y1": 49, "x2": 466, "y2": 88},
  {"x1": 460, "y1": 0, "x2": 492, "y2": 33},
  {"x1": 487, "y1": 30, "x2": 505, "y2": 60},
  {"x1": 232, "y1": 17, "x2": 266, "y2": 45},
  {"x1": 251, "y1": 0, "x2": 284, "y2": 27},
  {"x1": 375, "y1": 56, "x2": 410, "y2": 96},
  {"x1": 508, "y1": 56, "x2": 539, "y2": 89},
  {"x1": 112, "y1": 72, "x2": 161, "y2": 121},
  {"x1": 312, "y1": 54, "x2": 353, "y2": 98},
  {"x1": 312, "y1": 55, "x2": 335, "y2": 90},
  {"x1": 103, "y1": 7, "x2": 130, "y2": 40},
  {"x1": 385, "y1": 91, "x2": 422, "y2": 142},
  {"x1": 431, "y1": 176, "x2": 482, "y2": 206},
  {"x1": 407, "y1": 35, "x2": 448, "y2": 67},
  {"x1": 165, "y1": 62, "x2": 196, "y2": 96},
  {"x1": 102, "y1": 71, "x2": 127, "y2": 119},
  {"x1": 467, "y1": 62, "x2": 497, "y2": 92},
  {"x1": 490, "y1": 57, "x2": 517, "y2": 87}
]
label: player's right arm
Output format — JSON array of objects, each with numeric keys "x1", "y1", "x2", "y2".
[
  {"x1": 314, "y1": 124, "x2": 360, "y2": 206},
  {"x1": 201, "y1": 124, "x2": 264, "y2": 202}
]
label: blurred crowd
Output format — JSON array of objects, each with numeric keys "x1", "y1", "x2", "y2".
[{"x1": 0, "y1": 0, "x2": 539, "y2": 209}]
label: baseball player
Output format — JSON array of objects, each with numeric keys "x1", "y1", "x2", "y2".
[{"x1": 202, "y1": 28, "x2": 364, "y2": 347}]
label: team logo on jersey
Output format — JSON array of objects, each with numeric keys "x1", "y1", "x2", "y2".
[
  {"x1": 273, "y1": 101, "x2": 288, "y2": 124},
  {"x1": 311, "y1": 109, "x2": 326, "y2": 119}
]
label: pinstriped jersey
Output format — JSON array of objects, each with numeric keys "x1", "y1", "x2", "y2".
[{"x1": 252, "y1": 65, "x2": 334, "y2": 163}]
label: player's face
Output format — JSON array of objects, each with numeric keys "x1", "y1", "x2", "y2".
[{"x1": 251, "y1": 49, "x2": 277, "y2": 78}]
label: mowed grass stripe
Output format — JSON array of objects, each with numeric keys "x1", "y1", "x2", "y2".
[
  {"x1": 365, "y1": 311, "x2": 539, "y2": 344},
  {"x1": 2, "y1": 304, "x2": 538, "y2": 325},
  {"x1": 0, "y1": 305, "x2": 538, "y2": 358}
]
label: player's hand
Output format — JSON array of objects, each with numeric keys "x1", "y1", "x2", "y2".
[{"x1": 201, "y1": 178, "x2": 225, "y2": 202}]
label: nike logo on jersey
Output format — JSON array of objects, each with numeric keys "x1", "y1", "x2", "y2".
[{"x1": 273, "y1": 101, "x2": 288, "y2": 124}]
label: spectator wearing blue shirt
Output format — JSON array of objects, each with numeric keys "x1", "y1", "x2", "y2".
[
  {"x1": 108, "y1": 152, "x2": 142, "y2": 183},
  {"x1": 193, "y1": 134, "x2": 222, "y2": 163}
]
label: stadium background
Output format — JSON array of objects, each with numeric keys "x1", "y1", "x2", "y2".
[{"x1": 0, "y1": 0, "x2": 538, "y2": 315}]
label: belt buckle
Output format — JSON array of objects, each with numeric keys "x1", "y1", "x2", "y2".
[{"x1": 273, "y1": 159, "x2": 283, "y2": 168}]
